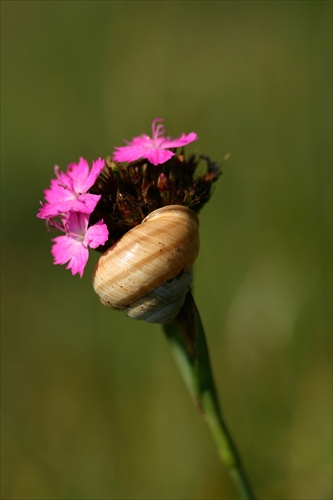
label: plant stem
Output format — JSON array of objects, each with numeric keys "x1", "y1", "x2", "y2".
[{"x1": 163, "y1": 291, "x2": 255, "y2": 500}]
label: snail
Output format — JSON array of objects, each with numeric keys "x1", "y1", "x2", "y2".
[{"x1": 92, "y1": 205, "x2": 200, "y2": 323}]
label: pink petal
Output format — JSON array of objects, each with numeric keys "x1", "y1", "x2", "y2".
[
  {"x1": 37, "y1": 193, "x2": 101, "y2": 219},
  {"x1": 84, "y1": 157, "x2": 105, "y2": 190},
  {"x1": 37, "y1": 203, "x2": 59, "y2": 219},
  {"x1": 68, "y1": 193, "x2": 101, "y2": 214},
  {"x1": 113, "y1": 146, "x2": 145, "y2": 163},
  {"x1": 65, "y1": 245, "x2": 89, "y2": 278},
  {"x1": 84, "y1": 220, "x2": 109, "y2": 249},
  {"x1": 51, "y1": 235, "x2": 89, "y2": 278},
  {"x1": 162, "y1": 132, "x2": 198, "y2": 149},
  {"x1": 146, "y1": 148, "x2": 175, "y2": 166},
  {"x1": 44, "y1": 178, "x2": 73, "y2": 205},
  {"x1": 67, "y1": 158, "x2": 89, "y2": 189},
  {"x1": 69, "y1": 157, "x2": 104, "y2": 194}
]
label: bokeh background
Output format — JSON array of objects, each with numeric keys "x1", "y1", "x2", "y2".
[{"x1": 1, "y1": 1, "x2": 332, "y2": 499}]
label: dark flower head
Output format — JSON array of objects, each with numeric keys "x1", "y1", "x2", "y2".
[{"x1": 89, "y1": 151, "x2": 221, "y2": 252}]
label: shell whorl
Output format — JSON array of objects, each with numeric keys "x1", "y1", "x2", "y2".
[{"x1": 92, "y1": 205, "x2": 199, "y2": 323}]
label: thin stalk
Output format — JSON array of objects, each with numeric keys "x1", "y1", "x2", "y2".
[{"x1": 163, "y1": 291, "x2": 255, "y2": 500}]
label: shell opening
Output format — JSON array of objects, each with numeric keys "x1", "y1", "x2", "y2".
[{"x1": 125, "y1": 269, "x2": 193, "y2": 323}]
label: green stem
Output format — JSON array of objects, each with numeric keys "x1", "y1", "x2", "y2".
[{"x1": 163, "y1": 291, "x2": 255, "y2": 500}]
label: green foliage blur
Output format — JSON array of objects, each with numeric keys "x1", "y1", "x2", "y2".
[{"x1": 1, "y1": 1, "x2": 331, "y2": 499}]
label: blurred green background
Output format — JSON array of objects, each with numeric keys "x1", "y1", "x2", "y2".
[{"x1": 1, "y1": 1, "x2": 332, "y2": 499}]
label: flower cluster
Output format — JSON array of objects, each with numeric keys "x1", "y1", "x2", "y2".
[
  {"x1": 38, "y1": 119, "x2": 220, "y2": 277},
  {"x1": 37, "y1": 158, "x2": 109, "y2": 277}
]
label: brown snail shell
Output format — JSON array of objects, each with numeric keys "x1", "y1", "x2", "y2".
[{"x1": 92, "y1": 205, "x2": 200, "y2": 323}]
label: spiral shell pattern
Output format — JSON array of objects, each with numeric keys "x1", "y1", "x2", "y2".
[{"x1": 93, "y1": 205, "x2": 199, "y2": 323}]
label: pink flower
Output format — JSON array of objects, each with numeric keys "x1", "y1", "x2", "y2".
[
  {"x1": 38, "y1": 157, "x2": 104, "y2": 219},
  {"x1": 51, "y1": 212, "x2": 109, "y2": 278},
  {"x1": 112, "y1": 118, "x2": 198, "y2": 166}
]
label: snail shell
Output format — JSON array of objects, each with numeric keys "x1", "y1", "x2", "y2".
[{"x1": 92, "y1": 205, "x2": 199, "y2": 323}]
